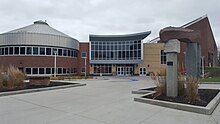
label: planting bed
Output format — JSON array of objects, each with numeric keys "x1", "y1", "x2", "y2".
[
  {"x1": 134, "y1": 87, "x2": 220, "y2": 114},
  {"x1": 143, "y1": 88, "x2": 219, "y2": 107},
  {"x1": 0, "y1": 81, "x2": 78, "y2": 93}
]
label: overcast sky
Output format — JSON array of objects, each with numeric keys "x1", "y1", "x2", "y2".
[{"x1": 0, "y1": 0, "x2": 219, "y2": 47}]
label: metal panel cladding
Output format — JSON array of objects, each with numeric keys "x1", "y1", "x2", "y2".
[{"x1": 0, "y1": 20, "x2": 79, "y2": 50}]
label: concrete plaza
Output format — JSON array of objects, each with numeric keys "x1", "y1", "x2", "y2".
[{"x1": 0, "y1": 76, "x2": 220, "y2": 124}]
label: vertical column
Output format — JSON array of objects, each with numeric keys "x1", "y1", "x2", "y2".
[
  {"x1": 164, "y1": 39, "x2": 180, "y2": 97},
  {"x1": 186, "y1": 43, "x2": 200, "y2": 78},
  {"x1": 197, "y1": 44, "x2": 201, "y2": 78}
]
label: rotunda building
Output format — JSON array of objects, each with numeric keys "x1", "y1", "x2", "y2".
[{"x1": 0, "y1": 20, "x2": 79, "y2": 76}]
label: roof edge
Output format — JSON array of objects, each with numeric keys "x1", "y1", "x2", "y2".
[
  {"x1": 181, "y1": 14, "x2": 208, "y2": 28},
  {"x1": 89, "y1": 31, "x2": 151, "y2": 38}
]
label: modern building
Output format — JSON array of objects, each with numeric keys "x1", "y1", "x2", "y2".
[
  {"x1": 89, "y1": 32, "x2": 151, "y2": 76},
  {"x1": 0, "y1": 15, "x2": 218, "y2": 77},
  {"x1": 0, "y1": 20, "x2": 80, "y2": 76}
]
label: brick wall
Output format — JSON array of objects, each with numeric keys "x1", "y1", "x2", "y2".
[
  {"x1": 183, "y1": 17, "x2": 218, "y2": 66},
  {"x1": 0, "y1": 56, "x2": 78, "y2": 71},
  {"x1": 78, "y1": 42, "x2": 90, "y2": 75}
]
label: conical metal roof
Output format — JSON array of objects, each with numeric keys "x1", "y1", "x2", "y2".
[{"x1": 6, "y1": 20, "x2": 71, "y2": 38}]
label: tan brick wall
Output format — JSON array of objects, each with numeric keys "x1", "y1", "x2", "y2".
[
  {"x1": 112, "y1": 64, "x2": 116, "y2": 76},
  {"x1": 137, "y1": 43, "x2": 166, "y2": 74}
]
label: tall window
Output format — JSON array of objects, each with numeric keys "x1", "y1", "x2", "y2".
[
  {"x1": 1, "y1": 48, "x2": 5, "y2": 55},
  {"x1": 46, "y1": 68, "x2": 51, "y2": 74},
  {"x1": 52, "y1": 48, "x2": 57, "y2": 55},
  {"x1": 26, "y1": 47, "x2": 32, "y2": 54},
  {"x1": 20, "y1": 47, "x2": 25, "y2": 54},
  {"x1": 33, "y1": 47, "x2": 38, "y2": 55},
  {"x1": 63, "y1": 49, "x2": 67, "y2": 56},
  {"x1": 74, "y1": 51, "x2": 78, "y2": 57},
  {"x1": 161, "y1": 50, "x2": 166, "y2": 64},
  {"x1": 32, "y1": 68, "x2": 38, "y2": 74},
  {"x1": 58, "y1": 49, "x2": 62, "y2": 56},
  {"x1": 25, "y1": 68, "x2": 31, "y2": 74},
  {"x1": 46, "y1": 48, "x2": 51, "y2": 55},
  {"x1": 9, "y1": 47, "x2": 13, "y2": 54},
  {"x1": 14, "y1": 47, "x2": 19, "y2": 54},
  {"x1": 40, "y1": 47, "x2": 45, "y2": 55},
  {"x1": 58, "y1": 68, "x2": 62, "y2": 74},
  {"x1": 5, "y1": 47, "x2": 8, "y2": 55},
  {"x1": 39, "y1": 68, "x2": 44, "y2": 74}
]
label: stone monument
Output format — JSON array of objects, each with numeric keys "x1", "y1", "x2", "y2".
[{"x1": 160, "y1": 27, "x2": 201, "y2": 97}]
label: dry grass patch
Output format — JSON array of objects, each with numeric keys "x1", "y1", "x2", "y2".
[{"x1": 0, "y1": 66, "x2": 25, "y2": 90}]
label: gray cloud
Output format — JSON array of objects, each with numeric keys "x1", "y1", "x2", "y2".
[{"x1": 0, "y1": 0, "x2": 219, "y2": 47}]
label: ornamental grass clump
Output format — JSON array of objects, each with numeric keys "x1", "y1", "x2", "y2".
[
  {"x1": 185, "y1": 75, "x2": 200, "y2": 103},
  {"x1": 177, "y1": 73, "x2": 201, "y2": 103},
  {"x1": 150, "y1": 69, "x2": 166, "y2": 97},
  {"x1": 177, "y1": 73, "x2": 186, "y2": 96},
  {"x1": 0, "y1": 66, "x2": 25, "y2": 90},
  {"x1": 0, "y1": 68, "x2": 3, "y2": 89},
  {"x1": 150, "y1": 67, "x2": 200, "y2": 104},
  {"x1": 7, "y1": 66, "x2": 25, "y2": 89}
]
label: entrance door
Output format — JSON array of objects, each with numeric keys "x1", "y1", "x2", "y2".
[
  {"x1": 139, "y1": 67, "x2": 146, "y2": 76},
  {"x1": 117, "y1": 67, "x2": 124, "y2": 76},
  {"x1": 117, "y1": 66, "x2": 133, "y2": 76},
  {"x1": 125, "y1": 67, "x2": 133, "y2": 76}
]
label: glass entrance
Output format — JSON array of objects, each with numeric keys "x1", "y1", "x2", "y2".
[
  {"x1": 125, "y1": 67, "x2": 133, "y2": 76},
  {"x1": 117, "y1": 64, "x2": 134, "y2": 76},
  {"x1": 117, "y1": 67, "x2": 124, "y2": 76},
  {"x1": 139, "y1": 67, "x2": 146, "y2": 76}
]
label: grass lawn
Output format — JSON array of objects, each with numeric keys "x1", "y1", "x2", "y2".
[
  {"x1": 204, "y1": 67, "x2": 220, "y2": 72},
  {"x1": 200, "y1": 77, "x2": 220, "y2": 83}
]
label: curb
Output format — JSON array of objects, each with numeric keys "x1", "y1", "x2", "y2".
[
  {"x1": 0, "y1": 83, "x2": 86, "y2": 97},
  {"x1": 201, "y1": 82, "x2": 220, "y2": 84},
  {"x1": 134, "y1": 90, "x2": 220, "y2": 115}
]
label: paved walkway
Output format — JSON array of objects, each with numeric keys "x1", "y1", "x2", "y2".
[{"x1": 0, "y1": 76, "x2": 220, "y2": 124}]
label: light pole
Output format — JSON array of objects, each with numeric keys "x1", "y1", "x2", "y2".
[
  {"x1": 202, "y1": 56, "x2": 205, "y2": 78},
  {"x1": 54, "y1": 51, "x2": 57, "y2": 77},
  {"x1": 84, "y1": 57, "x2": 87, "y2": 79}
]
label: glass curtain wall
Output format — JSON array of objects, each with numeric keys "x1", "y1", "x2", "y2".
[{"x1": 91, "y1": 40, "x2": 141, "y2": 61}]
